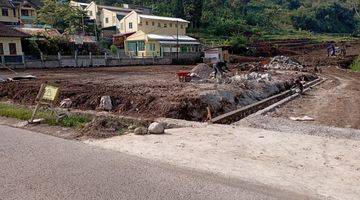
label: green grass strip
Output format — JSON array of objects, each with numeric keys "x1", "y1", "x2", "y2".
[{"x1": 0, "y1": 103, "x2": 91, "y2": 129}]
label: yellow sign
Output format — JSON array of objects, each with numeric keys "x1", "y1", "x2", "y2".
[{"x1": 42, "y1": 85, "x2": 59, "y2": 101}]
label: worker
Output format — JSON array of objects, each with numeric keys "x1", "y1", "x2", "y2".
[
  {"x1": 212, "y1": 60, "x2": 230, "y2": 78},
  {"x1": 327, "y1": 42, "x2": 335, "y2": 57},
  {"x1": 295, "y1": 77, "x2": 305, "y2": 94}
]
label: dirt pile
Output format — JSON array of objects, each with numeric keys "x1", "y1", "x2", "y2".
[
  {"x1": 264, "y1": 56, "x2": 303, "y2": 71},
  {"x1": 190, "y1": 63, "x2": 213, "y2": 79}
]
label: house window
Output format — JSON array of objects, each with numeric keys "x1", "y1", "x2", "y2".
[
  {"x1": 105, "y1": 17, "x2": 109, "y2": 23},
  {"x1": 129, "y1": 22, "x2": 133, "y2": 29},
  {"x1": 0, "y1": 43, "x2": 3, "y2": 55},
  {"x1": 139, "y1": 21, "x2": 142, "y2": 26},
  {"x1": 145, "y1": 21, "x2": 148, "y2": 25},
  {"x1": 147, "y1": 43, "x2": 156, "y2": 51},
  {"x1": 137, "y1": 41, "x2": 145, "y2": 51},
  {"x1": 169, "y1": 23, "x2": 172, "y2": 27},
  {"x1": 9, "y1": 43, "x2": 17, "y2": 55},
  {"x1": 158, "y1": 22, "x2": 161, "y2": 27},
  {"x1": 164, "y1": 23, "x2": 167, "y2": 28},
  {"x1": 2, "y1": 9, "x2": 8, "y2": 16},
  {"x1": 21, "y1": 9, "x2": 29, "y2": 16},
  {"x1": 13, "y1": 9, "x2": 16, "y2": 17},
  {"x1": 180, "y1": 25, "x2": 183, "y2": 29},
  {"x1": 152, "y1": 21, "x2": 155, "y2": 26},
  {"x1": 89, "y1": 11, "x2": 92, "y2": 16}
]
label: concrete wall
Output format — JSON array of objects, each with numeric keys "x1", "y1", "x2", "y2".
[{"x1": 8, "y1": 56, "x2": 173, "y2": 69}]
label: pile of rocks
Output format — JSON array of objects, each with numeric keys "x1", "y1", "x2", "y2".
[
  {"x1": 190, "y1": 63, "x2": 213, "y2": 79},
  {"x1": 230, "y1": 72, "x2": 272, "y2": 83},
  {"x1": 264, "y1": 56, "x2": 303, "y2": 71}
]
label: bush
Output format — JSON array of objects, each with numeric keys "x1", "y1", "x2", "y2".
[
  {"x1": 350, "y1": 56, "x2": 360, "y2": 72},
  {"x1": 292, "y1": 3, "x2": 356, "y2": 34}
]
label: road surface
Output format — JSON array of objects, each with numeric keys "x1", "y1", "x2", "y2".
[{"x1": 0, "y1": 125, "x2": 314, "y2": 200}]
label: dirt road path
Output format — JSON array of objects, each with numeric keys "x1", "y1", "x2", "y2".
[{"x1": 269, "y1": 67, "x2": 360, "y2": 129}]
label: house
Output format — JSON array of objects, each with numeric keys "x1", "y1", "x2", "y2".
[
  {"x1": 12, "y1": 0, "x2": 41, "y2": 27},
  {"x1": 0, "y1": 0, "x2": 40, "y2": 27},
  {"x1": 70, "y1": 1, "x2": 151, "y2": 31},
  {"x1": 0, "y1": 0, "x2": 17, "y2": 25},
  {"x1": 119, "y1": 11, "x2": 200, "y2": 58},
  {"x1": 0, "y1": 22, "x2": 29, "y2": 63}
]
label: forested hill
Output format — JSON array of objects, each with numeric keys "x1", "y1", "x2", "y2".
[{"x1": 88, "y1": 0, "x2": 359, "y2": 36}]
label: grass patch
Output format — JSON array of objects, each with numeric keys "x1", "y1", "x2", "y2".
[
  {"x1": 350, "y1": 56, "x2": 360, "y2": 72},
  {"x1": 0, "y1": 103, "x2": 92, "y2": 129}
]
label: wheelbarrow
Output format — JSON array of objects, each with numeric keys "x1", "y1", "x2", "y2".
[{"x1": 176, "y1": 70, "x2": 191, "y2": 82}]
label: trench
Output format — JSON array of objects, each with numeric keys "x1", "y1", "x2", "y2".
[{"x1": 209, "y1": 78, "x2": 324, "y2": 124}]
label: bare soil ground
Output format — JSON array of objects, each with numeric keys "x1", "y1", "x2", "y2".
[
  {"x1": 0, "y1": 65, "x2": 308, "y2": 121},
  {"x1": 268, "y1": 67, "x2": 360, "y2": 129}
]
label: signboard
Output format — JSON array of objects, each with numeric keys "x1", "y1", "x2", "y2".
[
  {"x1": 42, "y1": 85, "x2": 59, "y2": 101},
  {"x1": 29, "y1": 84, "x2": 60, "y2": 123}
]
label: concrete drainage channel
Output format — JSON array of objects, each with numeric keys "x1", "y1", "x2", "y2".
[{"x1": 210, "y1": 77, "x2": 326, "y2": 124}]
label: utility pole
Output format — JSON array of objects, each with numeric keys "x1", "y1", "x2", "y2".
[
  {"x1": 81, "y1": 13, "x2": 85, "y2": 35},
  {"x1": 176, "y1": 20, "x2": 179, "y2": 61}
]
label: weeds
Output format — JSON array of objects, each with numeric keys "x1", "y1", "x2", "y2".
[{"x1": 0, "y1": 103, "x2": 91, "y2": 128}]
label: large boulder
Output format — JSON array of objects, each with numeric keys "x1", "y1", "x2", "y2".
[
  {"x1": 99, "y1": 96, "x2": 113, "y2": 111},
  {"x1": 148, "y1": 122, "x2": 165, "y2": 134}
]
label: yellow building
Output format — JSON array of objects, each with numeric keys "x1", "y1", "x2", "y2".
[
  {"x1": 0, "y1": 22, "x2": 29, "y2": 63},
  {"x1": 120, "y1": 11, "x2": 200, "y2": 58},
  {"x1": 70, "y1": 1, "x2": 150, "y2": 29}
]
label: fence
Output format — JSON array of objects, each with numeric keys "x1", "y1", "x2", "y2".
[{"x1": 4, "y1": 51, "x2": 202, "y2": 69}]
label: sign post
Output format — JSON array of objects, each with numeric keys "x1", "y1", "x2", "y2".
[{"x1": 29, "y1": 84, "x2": 60, "y2": 123}]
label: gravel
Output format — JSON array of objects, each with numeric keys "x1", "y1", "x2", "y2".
[{"x1": 236, "y1": 115, "x2": 360, "y2": 140}]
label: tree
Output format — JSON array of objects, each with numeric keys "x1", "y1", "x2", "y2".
[
  {"x1": 36, "y1": 0, "x2": 89, "y2": 34},
  {"x1": 173, "y1": 0, "x2": 185, "y2": 18}
]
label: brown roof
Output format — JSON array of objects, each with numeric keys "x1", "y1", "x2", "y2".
[
  {"x1": 0, "y1": 23, "x2": 30, "y2": 37},
  {"x1": 16, "y1": 27, "x2": 61, "y2": 37}
]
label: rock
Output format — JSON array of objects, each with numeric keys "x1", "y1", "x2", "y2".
[
  {"x1": 99, "y1": 96, "x2": 113, "y2": 111},
  {"x1": 128, "y1": 125, "x2": 136, "y2": 131},
  {"x1": 134, "y1": 127, "x2": 148, "y2": 135},
  {"x1": 148, "y1": 122, "x2": 165, "y2": 134},
  {"x1": 60, "y1": 98, "x2": 72, "y2": 108}
]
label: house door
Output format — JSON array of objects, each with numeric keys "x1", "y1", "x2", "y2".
[{"x1": 9, "y1": 43, "x2": 17, "y2": 55}]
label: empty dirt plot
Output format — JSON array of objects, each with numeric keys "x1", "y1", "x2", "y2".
[
  {"x1": 268, "y1": 66, "x2": 360, "y2": 129},
  {"x1": 0, "y1": 65, "x2": 312, "y2": 121}
]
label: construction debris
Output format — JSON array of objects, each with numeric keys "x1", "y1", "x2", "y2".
[
  {"x1": 60, "y1": 98, "x2": 72, "y2": 108},
  {"x1": 289, "y1": 116, "x2": 315, "y2": 121},
  {"x1": 264, "y1": 56, "x2": 303, "y2": 71},
  {"x1": 230, "y1": 72, "x2": 272, "y2": 83},
  {"x1": 148, "y1": 122, "x2": 165, "y2": 134},
  {"x1": 190, "y1": 63, "x2": 212, "y2": 79}
]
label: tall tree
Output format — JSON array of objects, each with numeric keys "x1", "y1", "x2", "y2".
[{"x1": 36, "y1": 0, "x2": 89, "y2": 34}]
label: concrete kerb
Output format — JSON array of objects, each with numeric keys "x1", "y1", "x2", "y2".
[{"x1": 248, "y1": 77, "x2": 327, "y2": 117}]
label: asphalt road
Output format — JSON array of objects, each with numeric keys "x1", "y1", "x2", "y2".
[{"x1": 0, "y1": 125, "x2": 315, "y2": 200}]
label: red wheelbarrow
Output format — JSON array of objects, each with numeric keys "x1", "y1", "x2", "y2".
[{"x1": 176, "y1": 70, "x2": 191, "y2": 82}]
